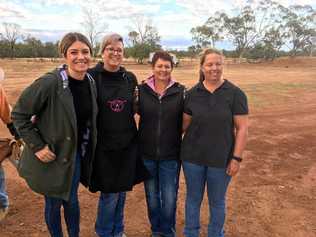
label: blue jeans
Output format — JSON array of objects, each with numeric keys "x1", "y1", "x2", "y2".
[
  {"x1": 0, "y1": 164, "x2": 9, "y2": 209},
  {"x1": 143, "y1": 159, "x2": 180, "y2": 237},
  {"x1": 183, "y1": 161, "x2": 231, "y2": 237},
  {"x1": 95, "y1": 192, "x2": 126, "y2": 237},
  {"x1": 44, "y1": 153, "x2": 81, "y2": 237}
]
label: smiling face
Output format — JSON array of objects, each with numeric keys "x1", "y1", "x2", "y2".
[
  {"x1": 102, "y1": 41, "x2": 124, "y2": 71},
  {"x1": 65, "y1": 41, "x2": 91, "y2": 76},
  {"x1": 201, "y1": 53, "x2": 223, "y2": 84},
  {"x1": 153, "y1": 58, "x2": 172, "y2": 82}
]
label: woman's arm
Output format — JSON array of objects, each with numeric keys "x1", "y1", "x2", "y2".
[
  {"x1": 12, "y1": 76, "x2": 56, "y2": 162},
  {"x1": 0, "y1": 85, "x2": 11, "y2": 124},
  {"x1": 226, "y1": 114, "x2": 248, "y2": 176},
  {"x1": 233, "y1": 114, "x2": 248, "y2": 157}
]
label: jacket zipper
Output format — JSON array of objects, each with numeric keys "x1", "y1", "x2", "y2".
[
  {"x1": 156, "y1": 97, "x2": 162, "y2": 159},
  {"x1": 144, "y1": 84, "x2": 181, "y2": 159}
]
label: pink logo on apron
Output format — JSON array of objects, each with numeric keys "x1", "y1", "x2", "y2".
[{"x1": 107, "y1": 99, "x2": 127, "y2": 112}]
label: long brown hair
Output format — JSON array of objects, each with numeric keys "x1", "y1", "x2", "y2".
[{"x1": 59, "y1": 32, "x2": 92, "y2": 57}]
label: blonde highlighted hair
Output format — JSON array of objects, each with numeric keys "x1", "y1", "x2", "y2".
[{"x1": 98, "y1": 33, "x2": 124, "y2": 55}]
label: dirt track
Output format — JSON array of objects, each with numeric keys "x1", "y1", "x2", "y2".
[{"x1": 0, "y1": 58, "x2": 315, "y2": 237}]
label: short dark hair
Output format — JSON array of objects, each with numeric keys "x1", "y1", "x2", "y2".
[
  {"x1": 151, "y1": 51, "x2": 174, "y2": 68},
  {"x1": 59, "y1": 32, "x2": 92, "y2": 57}
]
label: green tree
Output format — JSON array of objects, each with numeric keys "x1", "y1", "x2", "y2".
[
  {"x1": 261, "y1": 27, "x2": 284, "y2": 60},
  {"x1": 126, "y1": 16, "x2": 161, "y2": 64},
  {"x1": 81, "y1": 7, "x2": 107, "y2": 56},
  {"x1": 0, "y1": 40, "x2": 10, "y2": 57},
  {"x1": 281, "y1": 4, "x2": 316, "y2": 56},
  {"x1": 42, "y1": 42, "x2": 59, "y2": 58},
  {"x1": 21, "y1": 36, "x2": 43, "y2": 57},
  {"x1": 221, "y1": 0, "x2": 283, "y2": 58},
  {"x1": 190, "y1": 0, "x2": 285, "y2": 58},
  {"x1": 191, "y1": 13, "x2": 223, "y2": 48},
  {"x1": 0, "y1": 22, "x2": 23, "y2": 58},
  {"x1": 187, "y1": 45, "x2": 201, "y2": 61}
]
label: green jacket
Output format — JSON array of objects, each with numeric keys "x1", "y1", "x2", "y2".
[{"x1": 12, "y1": 67, "x2": 98, "y2": 200}]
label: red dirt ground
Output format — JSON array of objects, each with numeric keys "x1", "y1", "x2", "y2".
[{"x1": 0, "y1": 57, "x2": 315, "y2": 237}]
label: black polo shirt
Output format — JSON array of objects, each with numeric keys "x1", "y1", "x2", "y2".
[{"x1": 181, "y1": 79, "x2": 248, "y2": 168}]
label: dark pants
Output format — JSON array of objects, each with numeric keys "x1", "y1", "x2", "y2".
[{"x1": 44, "y1": 153, "x2": 81, "y2": 237}]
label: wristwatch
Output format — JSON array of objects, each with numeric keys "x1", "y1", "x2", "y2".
[{"x1": 232, "y1": 156, "x2": 242, "y2": 162}]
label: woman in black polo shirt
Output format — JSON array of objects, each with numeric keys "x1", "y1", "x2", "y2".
[{"x1": 181, "y1": 48, "x2": 249, "y2": 237}]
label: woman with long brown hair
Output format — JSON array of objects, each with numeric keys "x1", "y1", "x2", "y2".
[{"x1": 12, "y1": 32, "x2": 98, "y2": 237}]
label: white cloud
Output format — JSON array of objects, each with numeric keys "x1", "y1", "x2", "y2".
[
  {"x1": 0, "y1": 2, "x2": 27, "y2": 18},
  {"x1": 153, "y1": 12, "x2": 203, "y2": 38},
  {"x1": 1, "y1": 0, "x2": 314, "y2": 49},
  {"x1": 82, "y1": 0, "x2": 161, "y2": 19},
  {"x1": 176, "y1": 0, "x2": 315, "y2": 17},
  {"x1": 31, "y1": 0, "x2": 161, "y2": 19},
  {"x1": 146, "y1": 0, "x2": 172, "y2": 3},
  {"x1": 24, "y1": 28, "x2": 68, "y2": 41},
  {"x1": 274, "y1": 0, "x2": 315, "y2": 7},
  {"x1": 176, "y1": 0, "x2": 234, "y2": 17}
]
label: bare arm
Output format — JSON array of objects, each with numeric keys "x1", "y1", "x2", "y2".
[
  {"x1": 226, "y1": 114, "x2": 248, "y2": 176},
  {"x1": 0, "y1": 85, "x2": 11, "y2": 124},
  {"x1": 233, "y1": 115, "x2": 248, "y2": 157}
]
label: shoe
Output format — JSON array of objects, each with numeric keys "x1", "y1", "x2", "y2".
[{"x1": 0, "y1": 207, "x2": 8, "y2": 221}]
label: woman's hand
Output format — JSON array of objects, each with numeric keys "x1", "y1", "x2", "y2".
[
  {"x1": 226, "y1": 159, "x2": 240, "y2": 176},
  {"x1": 35, "y1": 145, "x2": 56, "y2": 163}
]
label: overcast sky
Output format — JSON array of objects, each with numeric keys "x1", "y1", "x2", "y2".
[{"x1": 0, "y1": 0, "x2": 315, "y2": 49}]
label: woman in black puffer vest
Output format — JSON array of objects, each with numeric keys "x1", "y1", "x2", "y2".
[{"x1": 137, "y1": 51, "x2": 185, "y2": 237}]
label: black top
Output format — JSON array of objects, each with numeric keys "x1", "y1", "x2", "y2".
[
  {"x1": 89, "y1": 62, "x2": 138, "y2": 150},
  {"x1": 181, "y1": 80, "x2": 248, "y2": 168},
  {"x1": 138, "y1": 82, "x2": 184, "y2": 160},
  {"x1": 68, "y1": 75, "x2": 92, "y2": 149},
  {"x1": 87, "y1": 63, "x2": 149, "y2": 193}
]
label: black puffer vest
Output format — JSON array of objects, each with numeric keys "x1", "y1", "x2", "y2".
[{"x1": 138, "y1": 82, "x2": 185, "y2": 160}]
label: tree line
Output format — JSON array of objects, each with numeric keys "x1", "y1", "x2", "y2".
[
  {"x1": 191, "y1": 0, "x2": 316, "y2": 60},
  {"x1": 0, "y1": 0, "x2": 315, "y2": 61}
]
